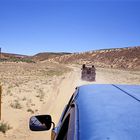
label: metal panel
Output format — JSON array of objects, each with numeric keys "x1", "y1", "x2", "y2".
[
  {"x1": 114, "y1": 84, "x2": 140, "y2": 101},
  {"x1": 75, "y1": 84, "x2": 140, "y2": 140}
]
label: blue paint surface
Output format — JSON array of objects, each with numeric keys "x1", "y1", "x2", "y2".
[{"x1": 75, "y1": 84, "x2": 140, "y2": 140}]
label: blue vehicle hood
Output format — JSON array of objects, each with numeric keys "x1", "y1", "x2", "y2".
[{"x1": 76, "y1": 84, "x2": 140, "y2": 140}]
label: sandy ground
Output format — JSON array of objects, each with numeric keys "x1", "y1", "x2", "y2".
[{"x1": 0, "y1": 62, "x2": 140, "y2": 140}]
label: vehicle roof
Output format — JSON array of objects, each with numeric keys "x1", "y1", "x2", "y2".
[{"x1": 75, "y1": 84, "x2": 140, "y2": 140}]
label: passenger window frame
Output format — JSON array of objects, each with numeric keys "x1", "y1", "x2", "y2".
[
  {"x1": 60, "y1": 93, "x2": 74, "y2": 122},
  {"x1": 56, "y1": 105, "x2": 75, "y2": 140}
]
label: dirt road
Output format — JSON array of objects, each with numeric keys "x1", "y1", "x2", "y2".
[
  {"x1": 27, "y1": 65, "x2": 140, "y2": 140},
  {"x1": 0, "y1": 64, "x2": 140, "y2": 140}
]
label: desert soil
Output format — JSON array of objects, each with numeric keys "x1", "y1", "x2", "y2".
[{"x1": 0, "y1": 62, "x2": 140, "y2": 140}]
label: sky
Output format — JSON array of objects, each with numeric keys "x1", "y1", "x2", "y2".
[{"x1": 0, "y1": 0, "x2": 140, "y2": 55}]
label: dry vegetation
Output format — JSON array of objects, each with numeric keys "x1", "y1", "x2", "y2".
[
  {"x1": 31, "y1": 52, "x2": 71, "y2": 61},
  {"x1": 0, "y1": 121, "x2": 12, "y2": 134},
  {"x1": 50, "y1": 46, "x2": 140, "y2": 70},
  {"x1": 0, "y1": 61, "x2": 71, "y2": 137}
]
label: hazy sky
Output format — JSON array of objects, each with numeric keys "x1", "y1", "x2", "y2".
[{"x1": 0, "y1": 0, "x2": 140, "y2": 55}]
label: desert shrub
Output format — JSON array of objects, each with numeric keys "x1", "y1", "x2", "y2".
[
  {"x1": 7, "y1": 89, "x2": 13, "y2": 96},
  {"x1": 27, "y1": 108, "x2": 34, "y2": 114},
  {"x1": 0, "y1": 121, "x2": 12, "y2": 133},
  {"x1": 0, "y1": 58, "x2": 8, "y2": 62},
  {"x1": 22, "y1": 97, "x2": 26, "y2": 101},
  {"x1": 46, "y1": 70, "x2": 62, "y2": 76},
  {"x1": 8, "y1": 57, "x2": 35, "y2": 63},
  {"x1": 10, "y1": 100, "x2": 22, "y2": 109},
  {"x1": 36, "y1": 89, "x2": 45, "y2": 101}
]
